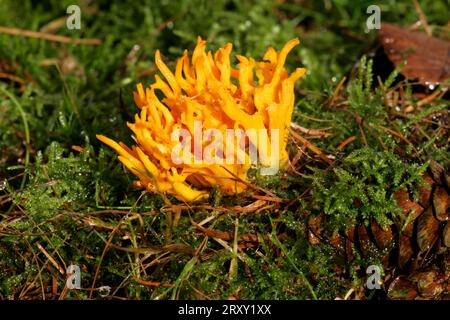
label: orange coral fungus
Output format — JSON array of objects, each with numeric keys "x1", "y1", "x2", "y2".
[{"x1": 97, "y1": 37, "x2": 305, "y2": 202}]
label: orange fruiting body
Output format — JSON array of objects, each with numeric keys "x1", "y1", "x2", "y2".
[{"x1": 97, "y1": 37, "x2": 305, "y2": 202}]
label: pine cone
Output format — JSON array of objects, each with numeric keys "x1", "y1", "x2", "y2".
[
  {"x1": 387, "y1": 160, "x2": 449, "y2": 300},
  {"x1": 307, "y1": 160, "x2": 450, "y2": 300}
]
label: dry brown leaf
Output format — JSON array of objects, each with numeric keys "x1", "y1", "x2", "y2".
[{"x1": 379, "y1": 23, "x2": 450, "y2": 87}]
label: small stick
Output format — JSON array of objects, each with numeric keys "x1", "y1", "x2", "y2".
[{"x1": 0, "y1": 26, "x2": 102, "y2": 45}]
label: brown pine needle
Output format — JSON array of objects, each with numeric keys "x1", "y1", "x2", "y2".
[
  {"x1": 0, "y1": 26, "x2": 102, "y2": 45},
  {"x1": 36, "y1": 242, "x2": 65, "y2": 275},
  {"x1": 290, "y1": 122, "x2": 333, "y2": 137},
  {"x1": 377, "y1": 125, "x2": 419, "y2": 154},
  {"x1": 192, "y1": 221, "x2": 259, "y2": 242},
  {"x1": 337, "y1": 136, "x2": 357, "y2": 150},
  {"x1": 289, "y1": 128, "x2": 332, "y2": 163},
  {"x1": 417, "y1": 89, "x2": 445, "y2": 107},
  {"x1": 353, "y1": 113, "x2": 368, "y2": 146},
  {"x1": 329, "y1": 76, "x2": 347, "y2": 106},
  {"x1": 133, "y1": 278, "x2": 172, "y2": 287},
  {"x1": 0, "y1": 72, "x2": 26, "y2": 85},
  {"x1": 251, "y1": 194, "x2": 286, "y2": 203}
]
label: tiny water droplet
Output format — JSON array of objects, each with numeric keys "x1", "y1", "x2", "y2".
[{"x1": 424, "y1": 81, "x2": 437, "y2": 91}]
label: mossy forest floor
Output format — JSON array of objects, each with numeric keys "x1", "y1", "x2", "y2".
[{"x1": 0, "y1": 0, "x2": 449, "y2": 300}]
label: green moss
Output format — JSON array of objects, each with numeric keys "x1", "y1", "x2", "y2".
[
  {"x1": 1, "y1": 0, "x2": 449, "y2": 300},
  {"x1": 308, "y1": 148, "x2": 428, "y2": 231}
]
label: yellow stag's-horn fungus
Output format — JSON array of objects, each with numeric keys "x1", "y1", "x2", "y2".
[{"x1": 97, "y1": 37, "x2": 306, "y2": 202}]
